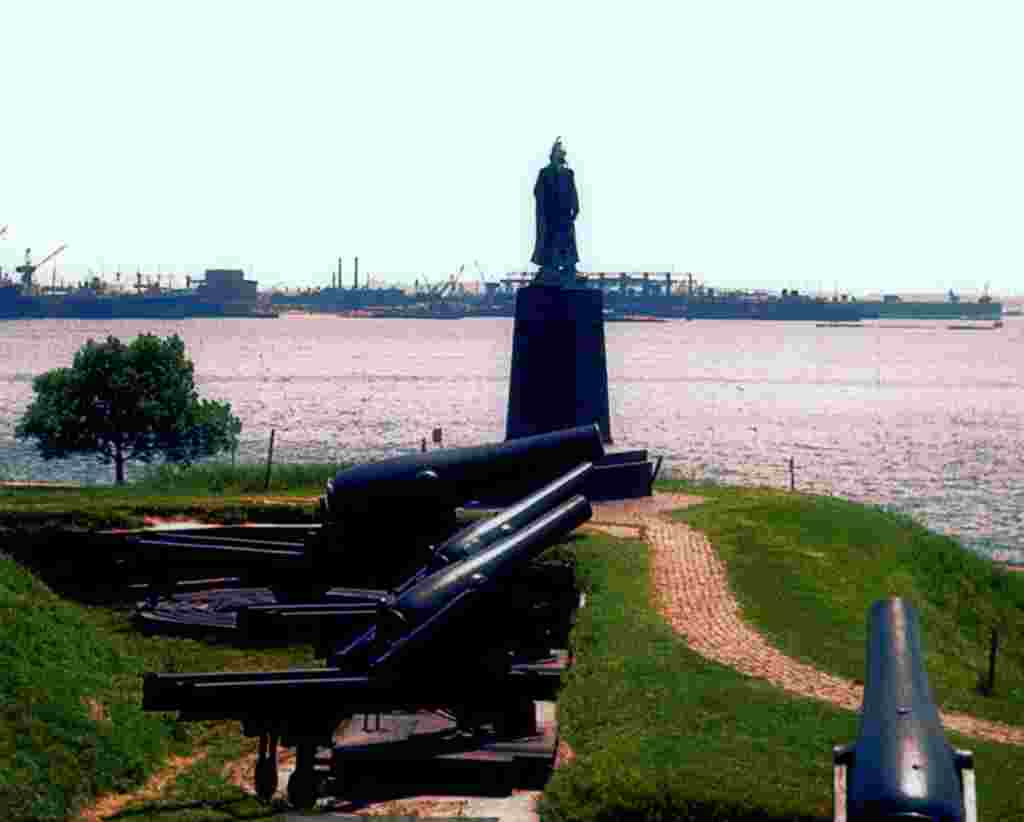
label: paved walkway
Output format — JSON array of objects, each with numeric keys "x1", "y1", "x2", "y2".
[{"x1": 591, "y1": 492, "x2": 1024, "y2": 745}]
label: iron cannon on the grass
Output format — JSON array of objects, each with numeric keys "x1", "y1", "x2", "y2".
[
  {"x1": 235, "y1": 460, "x2": 593, "y2": 655},
  {"x1": 128, "y1": 425, "x2": 606, "y2": 637},
  {"x1": 143, "y1": 491, "x2": 592, "y2": 809},
  {"x1": 832, "y1": 598, "x2": 977, "y2": 822},
  {"x1": 120, "y1": 425, "x2": 603, "y2": 625}
]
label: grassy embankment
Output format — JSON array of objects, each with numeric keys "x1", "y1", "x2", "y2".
[
  {"x1": 3, "y1": 467, "x2": 1024, "y2": 820},
  {"x1": 0, "y1": 550, "x2": 316, "y2": 822},
  {"x1": 542, "y1": 481, "x2": 1024, "y2": 821},
  {"x1": 665, "y1": 481, "x2": 1024, "y2": 727},
  {"x1": 0, "y1": 463, "x2": 341, "y2": 531},
  {"x1": 1, "y1": 463, "x2": 332, "y2": 821}
]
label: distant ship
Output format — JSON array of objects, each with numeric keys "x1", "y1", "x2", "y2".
[
  {"x1": 493, "y1": 275, "x2": 866, "y2": 321},
  {"x1": 857, "y1": 291, "x2": 1002, "y2": 321},
  {"x1": 589, "y1": 285, "x2": 864, "y2": 321},
  {"x1": 680, "y1": 290, "x2": 863, "y2": 321},
  {"x1": 495, "y1": 276, "x2": 1004, "y2": 322},
  {"x1": 0, "y1": 269, "x2": 276, "y2": 320}
]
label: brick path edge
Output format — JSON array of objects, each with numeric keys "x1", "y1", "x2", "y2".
[{"x1": 589, "y1": 492, "x2": 1024, "y2": 746}]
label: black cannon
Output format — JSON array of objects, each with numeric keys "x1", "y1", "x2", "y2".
[
  {"x1": 135, "y1": 459, "x2": 593, "y2": 639},
  {"x1": 235, "y1": 460, "x2": 593, "y2": 652},
  {"x1": 143, "y1": 492, "x2": 592, "y2": 808},
  {"x1": 833, "y1": 598, "x2": 977, "y2": 822},
  {"x1": 123, "y1": 424, "x2": 603, "y2": 630}
]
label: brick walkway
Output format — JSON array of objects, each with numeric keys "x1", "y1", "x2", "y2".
[{"x1": 588, "y1": 492, "x2": 1024, "y2": 745}]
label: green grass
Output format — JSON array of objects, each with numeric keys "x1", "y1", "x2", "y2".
[
  {"x1": 0, "y1": 553, "x2": 315, "y2": 822},
  {"x1": 0, "y1": 460, "x2": 344, "y2": 530},
  {"x1": 541, "y1": 529, "x2": 1024, "y2": 822},
  {"x1": 660, "y1": 480, "x2": 1024, "y2": 726},
  {"x1": 133, "y1": 461, "x2": 346, "y2": 496},
  {"x1": 4, "y1": 470, "x2": 1024, "y2": 820}
]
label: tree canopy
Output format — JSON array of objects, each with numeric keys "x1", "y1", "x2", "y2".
[{"x1": 16, "y1": 333, "x2": 242, "y2": 483}]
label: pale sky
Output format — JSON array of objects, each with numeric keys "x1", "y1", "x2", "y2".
[{"x1": 5, "y1": 1, "x2": 1022, "y2": 296}]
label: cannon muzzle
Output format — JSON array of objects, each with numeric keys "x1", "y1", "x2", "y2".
[{"x1": 835, "y1": 598, "x2": 975, "y2": 822}]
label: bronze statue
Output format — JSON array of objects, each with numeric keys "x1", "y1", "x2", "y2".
[{"x1": 531, "y1": 137, "x2": 580, "y2": 286}]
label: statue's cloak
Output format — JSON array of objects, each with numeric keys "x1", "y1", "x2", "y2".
[{"x1": 531, "y1": 165, "x2": 579, "y2": 268}]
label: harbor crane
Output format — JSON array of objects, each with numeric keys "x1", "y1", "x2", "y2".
[
  {"x1": 16, "y1": 244, "x2": 67, "y2": 292},
  {"x1": 420, "y1": 272, "x2": 447, "y2": 300},
  {"x1": 417, "y1": 266, "x2": 464, "y2": 305},
  {"x1": 474, "y1": 259, "x2": 495, "y2": 299},
  {"x1": 443, "y1": 264, "x2": 465, "y2": 297}
]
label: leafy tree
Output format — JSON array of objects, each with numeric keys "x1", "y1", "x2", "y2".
[{"x1": 16, "y1": 333, "x2": 242, "y2": 484}]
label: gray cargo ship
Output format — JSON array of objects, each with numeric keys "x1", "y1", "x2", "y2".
[
  {"x1": 0, "y1": 269, "x2": 276, "y2": 319},
  {"x1": 857, "y1": 291, "x2": 1002, "y2": 320}
]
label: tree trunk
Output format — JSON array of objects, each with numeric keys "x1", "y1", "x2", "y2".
[{"x1": 114, "y1": 443, "x2": 125, "y2": 485}]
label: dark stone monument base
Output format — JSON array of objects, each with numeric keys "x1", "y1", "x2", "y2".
[
  {"x1": 506, "y1": 285, "x2": 612, "y2": 443},
  {"x1": 588, "y1": 451, "x2": 662, "y2": 501},
  {"x1": 505, "y1": 284, "x2": 658, "y2": 501}
]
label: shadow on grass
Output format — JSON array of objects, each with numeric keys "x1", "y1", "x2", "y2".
[{"x1": 102, "y1": 796, "x2": 282, "y2": 821}]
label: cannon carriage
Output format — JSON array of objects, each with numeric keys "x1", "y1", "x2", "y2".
[
  {"x1": 143, "y1": 491, "x2": 593, "y2": 808},
  {"x1": 126, "y1": 425, "x2": 608, "y2": 636},
  {"x1": 70, "y1": 422, "x2": 657, "y2": 638}
]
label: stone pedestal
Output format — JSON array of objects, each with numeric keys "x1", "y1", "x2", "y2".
[{"x1": 506, "y1": 285, "x2": 612, "y2": 443}]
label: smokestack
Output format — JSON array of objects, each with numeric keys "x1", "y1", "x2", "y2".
[
  {"x1": 354, "y1": 256, "x2": 359, "y2": 290},
  {"x1": 336, "y1": 257, "x2": 342, "y2": 290}
]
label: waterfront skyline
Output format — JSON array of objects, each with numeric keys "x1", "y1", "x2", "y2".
[{"x1": 6, "y1": 1, "x2": 1023, "y2": 296}]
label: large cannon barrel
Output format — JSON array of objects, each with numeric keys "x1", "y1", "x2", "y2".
[
  {"x1": 143, "y1": 493, "x2": 591, "y2": 718},
  {"x1": 324, "y1": 424, "x2": 604, "y2": 520},
  {"x1": 236, "y1": 463, "x2": 593, "y2": 642},
  {"x1": 838, "y1": 598, "x2": 970, "y2": 822},
  {"x1": 426, "y1": 460, "x2": 592, "y2": 566},
  {"x1": 362, "y1": 494, "x2": 591, "y2": 668}
]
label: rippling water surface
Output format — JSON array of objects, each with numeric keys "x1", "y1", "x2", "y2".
[{"x1": 1, "y1": 315, "x2": 1022, "y2": 559}]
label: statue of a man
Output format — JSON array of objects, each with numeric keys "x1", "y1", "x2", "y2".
[{"x1": 531, "y1": 137, "x2": 580, "y2": 286}]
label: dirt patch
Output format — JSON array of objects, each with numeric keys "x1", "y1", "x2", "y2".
[
  {"x1": 141, "y1": 516, "x2": 211, "y2": 528},
  {"x1": 333, "y1": 797, "x2": 470, "y2": 817},
  {"x1": 235, "y1": 496, "x2": 320, "y2": 506},
  {"x1": 78, "y1": 753, "x2": 206, "y2": 821},
  {"x1": 554, "y1": 738, "x2": 576, "y2": 768},
  {"x1": 584, "y1": 522, "x2": 642, "y2": 540},
  {"x1": 84, "y1": 697, "x2": 108, "y2": 723},
  {"x1": 221, "y1": 743, "x2": 295, "y2": 795}
]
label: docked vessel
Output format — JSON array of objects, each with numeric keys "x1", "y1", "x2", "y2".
[
  {"x1": 680, "y1": 291, "x2": 862, "y2": 321},
  {"x1": 0, "y1": 269, "x2": 276, "y2": 320},
  {"x1": 494, "y1": 274, "x2": 865, "y2": 321},
  {"x1": 858, "y1": 291, "x2": 1002, "y2": 321}
]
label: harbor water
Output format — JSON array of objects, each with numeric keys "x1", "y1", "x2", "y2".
[{"x1": 0, "y1": 315, "x2": 1021, "y2": 560}]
